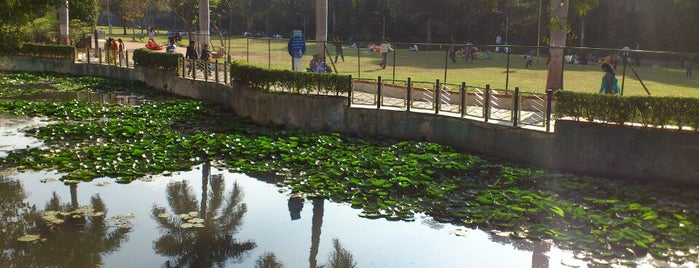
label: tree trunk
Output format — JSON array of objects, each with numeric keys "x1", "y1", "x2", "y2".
[
  {"x1": 546, "y1": 0, "x2": 568, "y2": 91},
  {"x1": 199, "y1": 0, "x2": 211, "y2": 46}
]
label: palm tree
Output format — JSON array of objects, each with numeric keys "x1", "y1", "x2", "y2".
[{"x1": 151, "y1": 164, "x2": 256, "y2": 267}]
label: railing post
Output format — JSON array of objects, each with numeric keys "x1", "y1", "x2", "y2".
[
  {"x1": 182, "y1": 58, "x2": 186, "y2": 78},
  {"x1": 546, "y1": 88, "x2": 553, "y2": 132},
  {"x1": 377, "y1": 76, "x2": 382, "y2": 109},
  {"x1": 406, "y1": 77, "x2": 412, "y2": 112},
  {"x1": 126, "y1": 50, "x2": 129, "y2": 68},
  {"x1": 215, "y1": 60, "x2": 220, "y2": 83},
  {"x1": 513, "y1": 87, "x2": 520, "y2": 127},
  {"x1": 435, "y1": 79, "x2": 441, "y2": 114},
  {"x1": 484, "y1": 84, "x2": 491, "y2": 123},
  {"x1": 87, "y1": 48, "x2": 91, "y2": 64},
  {"x1": 98, "y1": 48, "x2": 102, "y2": 64},
  {"x1": 505, "y1": 49, "x2": 511, "y2": 94},
  {"x1": 204, "y1": 60, "x2": 209, "y2": 81},
  {"x1": 347, "y1": 75, "x2": 353, "y2": 106},
  {"x1": 268, "y1": 38, "x2": 271, "y2": 69},
  {"x1": 192, "y1": 59, "x2": 197, "y2": 80},
  {"x1": 357, "y1": 46, "x2": 361, "y2": 79},
  {"x1": 460, "y1": 82, "x2": 466, "y2": 118},
  {"x1": 224, "y1": 63, "x2": 228, "y2": 84}
]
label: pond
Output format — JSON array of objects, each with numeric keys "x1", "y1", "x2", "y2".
[{"x1": 1, "y1": 73, "x2": 698, "y2": 267}]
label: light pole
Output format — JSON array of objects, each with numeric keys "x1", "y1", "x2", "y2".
[
  {"x1": 295, "y1": 12, "x2": 306, "y2": 39},
  {"x1": 373, "y1": 11, "x2": 386, "y2": 41}
]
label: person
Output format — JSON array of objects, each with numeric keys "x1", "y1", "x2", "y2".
[
  {"x1": 464, "y1": 41, "x2": 475, "y2": 62},
  {"x1": 166, "y1": 38, "x2": 176, "y2": 53},
  {"x1": 525, "y1": 50, "x2": 534, "y2": 68},
  {"x1": 683, "y1": 58, "x2": 693, "y2": 78},
  {"x1": 333, "y1": 36, "x2": 344, "y2": 63},
  {"x1": 185, "y1": 40, "x2": 198, "y2": 75},
  {"x1": 448, "y1": 37, "x2": 456, "y2": 63},
  {"x1": 599, "y1": 63, "x2": 620, "y2": 94},
  {"x1": 379, "y1": 38, "x2": 393, "y2": 69},
  {"x1": 117, "y1": 39, "x2": 125, "y2": 62},
  {"x1": 495, "y1": 34, "x2": 503, "y2": 53},
  {"x1": 409, "y1": 44, "x2": 419, "y2": 52},
  {"x1": 200, "y1": 43, "x2": 212, "y2": 75}
]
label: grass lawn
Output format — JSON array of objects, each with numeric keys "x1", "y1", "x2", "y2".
[{"x1": 97, "y1": 26, "x2": 699, "y2": 98}]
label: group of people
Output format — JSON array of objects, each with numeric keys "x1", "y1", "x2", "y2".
[
  {"x1": 104, "y1": 38, "x2": 125, "y2": 64},
  {"x1": 185, "y1": 40, "x2": 212, "y2": 75}
]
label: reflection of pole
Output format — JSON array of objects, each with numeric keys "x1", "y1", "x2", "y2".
[
  {"x1": 201, "y1": 162, "x2": 211, "y2": 218},
  {"x1": 309, "y1": 199, "x2": 324, "y2": 268},
  {"x1": 70, "y1": 184, "x2": 78, "y2": 208}
]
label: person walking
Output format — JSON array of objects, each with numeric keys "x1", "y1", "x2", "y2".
[
  {"x1": 599, "y1": 63, "x2": 620, "y2": 94},
  {"x1": 683, "y1": 58, "x2": 693, "y2": 78},
  {"x1": 379, "y1": 38, "x2": 393, "y2": 69},
  {"x1": 333, "y1": 36, "x2": 344, "y2": 63},
  {"x1": 200, "y1": 43, "x2": 212, "y2": 75},
  {"x1": 185, "y1": 40, "x2": 198, "y2": 75}
]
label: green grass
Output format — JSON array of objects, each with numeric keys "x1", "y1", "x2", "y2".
[{"x1": 96, "y1": 26, "x2": 699, "y2": 98}]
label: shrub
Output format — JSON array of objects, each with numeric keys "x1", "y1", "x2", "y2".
[
  {"x1": 230, "y1": 61, "x2": 351, "y2": 95},
  {"x1": 554, "y1": 90, "x2": 699, "y2": 130},
  {"x1": 132, "y1": 48, "x2": 181, "y2": 72},
  {"x1": 15, "y1": 43, "x2": 76, "y2": 59}
]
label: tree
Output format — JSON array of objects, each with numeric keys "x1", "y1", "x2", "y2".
[
  {"x1": 0, "y1": 0, "x2": 63, "y2": 50},
  {"x1": 70, "y1": 0, "x2": 101, "y2": 28},
  {"x1": 119, "y1": 0, "x2": 148, "y2": 37}
]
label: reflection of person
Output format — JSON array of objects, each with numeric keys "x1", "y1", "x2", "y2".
[
  {"x1": 379, "y1": 38, "x2": 393, "y2": 69},
  {"x1": 599, "y1": 63, "x2": 620, "y2": 94},
  {"x1": 333, "y1": 36, "x2": 344, "y2": 63},
  {"x1": 683, "y1": 58, "x2": 693, "y2": 78},
  {"x1": 288, "y1": 196, "x2": 304, "y2": 220}
]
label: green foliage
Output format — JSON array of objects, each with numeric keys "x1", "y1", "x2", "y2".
[
  {"x1": 230, "y1": 61, "x2": 351, "y2": 95},
  {"x1": 13, "y1": 43, "x2": 76, "y2": 59},
  {"x1": 133, "y1": 48, "x2": 182, "y2": 72},
  {"x1": 554, "y1": 91, "x2": 699, "y2": 130}
]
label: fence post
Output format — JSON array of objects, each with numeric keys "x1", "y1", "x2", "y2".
[
  {"x1": 460, "y1": 82, "x2": 466, "y2": 118},
  {"x1": 126, "y1": 50, "x2": 129, "y2": 68},
  {"x1": 435, "y1": 79, "x2": 441, "y2": 114},
  {"x1": 215, "y1": 60, "x2": 219, "y2": 83},
  {"x1": 377, "y1": 76, "x2": 382, "y2": 109},
  {"x1": 98, "y1": 48, "x2": 102, "y2": 64},
  {"x1": 505, "y1": 48, "x2": 511, "y2": 94},
  {"x1": 246, "y1": 37, "x2": 250, "y2": 63},
  {"x1": 268, "y1": 38, "x2": 271, "y2": 69},
  {"x1": 357, "y1": 47, "x2": 361, "y2": 79},
  {"x1": 513, "y1": 87, "x2": 520, "y2": 127},
  {"x1": 192, "y1": 59, "x2": 197, "y2": 80},
  {"x1": 406, "y1": 77, "x2": 412, "y2": 112},
  {"x1": 181, "y1": 58, "x2": 186, "y2": 78},
  {"x1": 484, "y1": 84, "x2": 491, "y2": 123},
  {"x1": 87, "y1": 48, "x2": 91, "y2": 64},
  {"x1": 347, "y1": 75, "x2": 353, "y2": 107},
  {"x1": 224, "y1": 63, "x2": 228, "y2": 84},
  {"x1": 546, "y1": 88, "x2": 553, "y2": 132}
]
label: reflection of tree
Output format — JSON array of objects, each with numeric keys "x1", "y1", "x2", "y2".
[
  {"x1": 255, "y1": 252, "x2": 284, "y2": 268},
  {"x1": 490, "y1": 232, "x2": 550, "y2": 268},
  {"x1": 327, "y1": 238, "x2": 358, "y2": 268},
  {"x1": 151, "y1": 164, "x2": 256, "y2": 267},
  {"x1": 0, "y1": 174, "x2": 40, "y2": 266},
  {"x1": 0, "y1": 174, "x2": 131, "y2": 267}
]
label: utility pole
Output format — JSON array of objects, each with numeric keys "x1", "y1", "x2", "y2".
[{"x1": 59, "y1": 1, "x2": 70, "y2": 45}]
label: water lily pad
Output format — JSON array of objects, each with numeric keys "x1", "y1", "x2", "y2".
[
  {"x1": 180, "y1": 223, "x2": 194, "y2": 228},
  {"x1": 450, "y1": 229, "x2": 469, "y2": 237},
  {"x1": 17, "y1": 234, "x2": 41, "y2": 242},
  {"x1": 95, "y1": 182, "x2": 110, "y2": 187},
  {"x1": 157, "y1": 212, "x2": 172, "y2": 218}
]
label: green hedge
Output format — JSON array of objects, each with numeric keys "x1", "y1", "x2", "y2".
[
  {"x1": 230, "y1": 61, "x2": 351, "y2": 95},
  {"x1": 11, "y1": 43, "x2": 76, "y2": 59},
  {"x1": 554, "y1": 90, "x2": 699, "y2": 130},
  {"x1": 133, "y1": 48, "x2": 181, "y2": 71}
]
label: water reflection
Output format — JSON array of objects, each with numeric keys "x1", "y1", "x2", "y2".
[
  {"x1": 151, "y1": 163, "x2": 256, "y2": 267},
  {"x1": 0, "y1": 174, "x2": 131, "y2": 267}
]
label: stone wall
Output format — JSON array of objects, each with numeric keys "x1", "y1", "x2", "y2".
[{"x1": 2, "y1": 56, "x2": 697, "y2": 185}]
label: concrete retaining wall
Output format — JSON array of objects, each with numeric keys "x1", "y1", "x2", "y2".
[{"x1": 2, "y1": 56, "x2": 698, "y2": 185}]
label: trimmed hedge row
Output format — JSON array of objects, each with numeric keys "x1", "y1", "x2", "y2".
[
  {"x1": 11, "y1": 43, "x2": 76, "y2": 59},
  {"x1": 554, "y1": 90, "x2": 699, "y2": 130},
  {"x1": 133, "y1": 48, "x2": 181, "y2": 71},
  {"x1": 230, "y1": 61, "x2": 351, "y2": 95}
]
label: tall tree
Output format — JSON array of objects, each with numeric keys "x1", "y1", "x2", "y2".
[
  {"x1": 119, "y1": 0, "x2": 148, "y2": 36},
  {"x1": 70, "y1": 0, "x2": 100, "y2": 27}
]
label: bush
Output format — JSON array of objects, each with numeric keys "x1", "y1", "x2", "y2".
[
  {"x1": 14, "y1": 43, "x2": 76, "y2": 59},
  {"x1": 554, "y1": 90, "x2": 699, "y2": 130},
  {"x1": 230, "y1": 61, "x2": 351, "y2": 95},
  {"x1": 132, "y1": 48, "x2": 181, "y2": 72}
]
